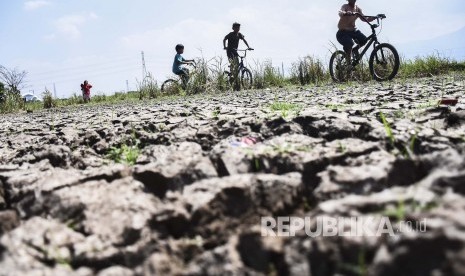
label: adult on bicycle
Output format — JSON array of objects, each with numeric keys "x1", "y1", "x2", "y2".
[
  {"x1": 223, "y1": 22, "x2": 253, "y2": 90},
  {"x1": 172, "y1": 44, "x2": 195, "y2": 87},
  {"x1": 337, "y1": 0, "x2": 376, "y2": 64}
]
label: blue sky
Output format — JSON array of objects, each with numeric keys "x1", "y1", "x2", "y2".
[{"x1": 1, "y1": 0, "x2": 465, "y2": 97}]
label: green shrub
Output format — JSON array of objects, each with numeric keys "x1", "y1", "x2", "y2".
[{"x1": 42, "y1": 89, "x2": 56, "y2": 109}]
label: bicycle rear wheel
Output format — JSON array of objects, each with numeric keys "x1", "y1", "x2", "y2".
[
  {"x1": 369, "y1": 43, "x2": 400, "y2": 81},
  {"x1": 329, "y1": 50, "x2": 350, "y2": 82},
  {"x1": 161, "y1": 79, "x2": 180, "y2": 94},
  {"x1": 241, "y1": 68, "x2": 253, "y2": 90}
]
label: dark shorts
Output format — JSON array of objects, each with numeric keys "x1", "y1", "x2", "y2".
[
  {"x1": 336, "y1": 30, "x2": 367, "y2": 49},
  {"x1": 226, "y1": 49, "x2": 239, "y2": 59},
  {"x1": 174, "y1": 68, "x2": 189, "y2": 77}
]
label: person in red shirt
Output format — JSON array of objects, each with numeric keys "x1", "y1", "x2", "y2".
[{"x1": 80, "y1": 80, "x2": 92, "y2": 103}]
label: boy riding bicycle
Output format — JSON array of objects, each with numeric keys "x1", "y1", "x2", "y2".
[
  {"x1": 223, "y1": 22, "x2": 253, "y2": 64},
  {"x1": 172, "y1": 44, "x2": 195, "y2": 86},
  {"x1": 337, "y1": 0, "x2": 375, "y2": 64},
  {"x1": 223, "y1": 22, "x2": 253, "y2": 90}
]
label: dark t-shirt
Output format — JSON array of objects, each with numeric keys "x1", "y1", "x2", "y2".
[{"x1": 224, "y1": 32, "x2": 244, "y2": 50}]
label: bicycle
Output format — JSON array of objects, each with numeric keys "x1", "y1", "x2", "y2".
[
  {"x1": 329, "y1": 13, "x2": 400, "y2": 82},
  {"x1": 224, "y1": 48, "x2": 254, "y2": 90},
  {"x1": 161, "y1": 63, "x2": 197, "y2": 93}
]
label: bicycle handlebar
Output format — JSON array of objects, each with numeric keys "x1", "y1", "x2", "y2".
[
  {"x1": 225, "y1": 48, "x2": 254, "y2": 58},
  {"x1": 351, "y1": 13, "x2": 386, "y2": 29},
  {"x1": 186, "y1": 62, "x2": 197, "y2": 69}
]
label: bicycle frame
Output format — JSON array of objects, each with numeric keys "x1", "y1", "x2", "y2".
[
  {"x1": 236, "y1": 49, "x2": 249, "y2": 70},
  {"x1": 224, "y1": 49, "x2": 254, "y2": 90},
  {"x1": 351, "y1": 14, "x2": 385, "y2": 65},
  {"x1": 227, "y1": 49, "x2": 250, "y2": 72}
]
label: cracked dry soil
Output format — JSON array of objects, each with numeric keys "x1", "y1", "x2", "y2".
[{"x1": 1, "y1": 76, "x2": 465, "y2": 275}]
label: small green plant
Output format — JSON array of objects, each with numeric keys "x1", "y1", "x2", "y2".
[
  {"x1": 302, "y1": 197, "x2": 311, "y2": 212},
  {"x1": 393, "y1": 110, "x2": 406, "y2": 119},
  {"x1": 268, "y1": 142, "x2": 311, "y2": 155},
  {"x1": 253, "y1": 158, "x2": 261, "y2": 171},
  {"x1": 383, "y1": 199, "x2": 439, "y2": 221},
  {"x1": 379, "y1": 111, "x2": 395, "y2": 146},
  {"x1": 408, "y1": 131, "x2": 418, "y2": 155},
  {"x1": 337, "y1": 141, "x2": 347, "y2": 153},
  {"x1": 107, "y1": 144, "x2": 140, "y2": 165},
  {"x1": 384, "y1": 199, "x2": 406, "y2": 221},
  {"x1": 49, "y1": 113, "x2": 55, "y2": 130},
  {"x1": 270, "y1": 143, "x2": 294, "y2": 155},
  {"x1": 414, "y1": 100, "x2": 439, "y2": 109},
  {"x1": 212, "y1": 106, "x2": 221, "y2": 120},
  {"x1": 269, "y1": 101, "x2": 302, "y2": 118},
  {"x1": 158, "y1": 123, "x2": 167, "y2": 131}
]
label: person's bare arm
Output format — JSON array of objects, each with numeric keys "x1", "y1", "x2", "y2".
[
  {"x1": 242, "y1": 38, "x2": 251, "y2": 49},
  {"x1": 357, "y1": 9, "x2": 376, "y2": 22},
  {"x1": 181, "y1": 60, "x2": 195, "y2": 65},
  {"x1": 223, "y1": 37, "x2": 228, "y2": 49}
]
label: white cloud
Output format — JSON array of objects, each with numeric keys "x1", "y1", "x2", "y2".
[
  {"x1": 24, "y1": 0, "x2": 51, "y2": 11},
  {"x1": 50, "y1": 12, "x2": 98, "y2": 40}
]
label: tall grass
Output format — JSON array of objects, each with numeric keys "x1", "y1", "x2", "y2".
[
  {"x1": 187, "y1": 57, "x2": 212, "y2": 94},
  {"x1": 0, "y1": 91, "x2": 24, "y2": 113},
  {"x1": 138, "y1": 72, "x2": 160, "y2": 99},
  {"x1": 252, "y1": 59, "x2": 287, "y2": 89},
  {"x1": 210, "y1": 57, "x2": 230, "y2": 91},
  {"x1": 42, "y1": 89, "x2": 56, "y2": 109},
  {"x1": 399, "y1": 53, "x2": 465, "y2": 78},
  {"x1": 290, "y1": 56, "x2": 328, "y2": 85}
]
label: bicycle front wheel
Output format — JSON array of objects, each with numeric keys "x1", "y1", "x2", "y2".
[
  {"x1": 161, "y1": 79, "x2": 179, "y2": 94},
  {"x1": 369, "y1": 43, "x2": 400, "y2": 81},
  {"x1": 241, "y1": 68, "x2": 253, "y2": 90},
  {"x1": 329, "y1": 50, "x2": 350, "y2": 83}
]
